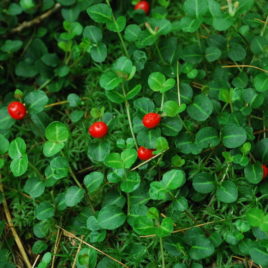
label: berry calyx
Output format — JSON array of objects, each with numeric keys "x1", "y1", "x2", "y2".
[
  {"x1": 137, "y1": 146, "x2": 154, "y2": 161},
  {"x1": 134, "y1": 1, "x2": 150, "y2": 14},
  {"x1": 262, "y1": 164, "x2": 268, "y2": 179},
  {"x1": 88, "y1": 121, "x2": 108, "y2": 138},
  {"x1": 142, "y1": 113, "x2": 161, "y2": 128},
  {"x1": 7, "y1": 101, "x2": 27, "y2": 120}
]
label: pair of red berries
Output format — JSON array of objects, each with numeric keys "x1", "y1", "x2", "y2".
[
  {"x1": 7, "y1": 101, "x2": 27, "y2": 120},
  {"x1": 89, "y1": 113, "x2": 161, "y2": 161},
  {"x1": 134, "y1": 1, "x2": 150, "y2": 14}
]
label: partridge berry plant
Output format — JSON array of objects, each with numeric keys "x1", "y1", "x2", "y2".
[{"x1": 1, "y1": 0, "x2": 268, "y2": 267}]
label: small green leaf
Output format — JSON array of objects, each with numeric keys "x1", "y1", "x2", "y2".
[
  {"x1": 35, "y1": 202, "x2": 55, "y2": 220},
  {"x1": 121, "y1": 148, "x2": 137, "y2": 169},
  {"x1": 43, "y1": 141, "x2": 65, "y2": 157},
  {"x1": 244, "y1": 162, "x2": 263, "y2": 184},
  {"x1": 10, "y1": 155, "x2": 28, "y2": 177},
  {"x1": 65, "y1": 186, "x2": 85, "y2": 207},
  {"x1": 100, "y1": 71, "x2": 122, "y2": 91},
  {"x1": 216, "y1": 180, "x2": 238, "y2": 203},
  {"x1": 83, "y1": 172, "x2": 104, "y2": 193},
  {"x1": 192, "y1": 172, "x2": 215, "y2": 194},
  {"x1": 246, "y1": 208, "x2": 264, "y2": 227},
  {"x1": 104, "y1": 153, "x2": 124, "y2": 169},
  {"x1": 8, "y1": 137, "x2": 26, "y2": 159},
  {"x1": 187, "y1": 94, "x2": 213, "y2": 122},
  {"x1": 87, "y1": 4, "x2": 112, "y2": 24},
  {"x1": 98, "y1": 205, "x2": 126, "y2": 230},
  {"x1": 45, "y1": 121, "x2": 70, "y2": 143},
  {"x1": 222, "y1": 125, "x2": 247, "y2": 149}
]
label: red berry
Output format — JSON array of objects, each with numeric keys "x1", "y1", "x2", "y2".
[
  {"x1": 7, "y1": 101, "x2": 27, "y2": 120},
  {"x1": 138, "y1": 146, "x2": 154, "y2": 161},
  {"x1": 142, "y1": 113, "x2": 161, "y2": 128},
  {"x1": 88, "y1": 122, "x2": 108, "y2": 138},
  {"x1": 262, "y1": 164, "x2": 268, "y2": 179},
  {"x1": 134, "y1": 1, "x2": 150, "y2": 14}
]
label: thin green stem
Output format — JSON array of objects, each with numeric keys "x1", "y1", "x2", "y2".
[
  {"x1": 260, "y1": 15, "x2": 268, "y2": 36},
  {"x1": 28, "y1": 161, "x2": 45, "y2": 180},
  {"x1": 106, "y1": 0, "x2": 129, "y2": 57},
  {"x1": 155, "y1": 43, "x2": 165, "y2": 65},
  {"x1": 122, "y1": 84, "x2": 138, "y2": 149},
  {"x1": 159, "y1": 237, "x2": 165, "y2": 268},
  {"x1": 160, "y1": 93, "x2": 165, "y2": 111},
  {"x1": 176, "y1": 61, "x2": 181, "y2": 106}
]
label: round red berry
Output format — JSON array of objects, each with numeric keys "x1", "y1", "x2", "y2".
[
  {"x1": 88, "y1": 122, "x2": 108, "y2": 138},
  {"x1": 142, "y1": 113, "x2": 161, "y2": 128},
  {"x1": 262, "y1": 164, "x2": 268, "y2": 179},
  {"x1": 7, "y1": 101, "x2": 27, "y2": 120},
  {"x1": 134, "y1": 1, "x2": 150, "y2": 14},
  {"x1": 137, "y1": 146, "x2": 154, "y2": 161}
]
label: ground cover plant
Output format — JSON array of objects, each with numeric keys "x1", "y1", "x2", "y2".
[{"x1": 0, "y1": 0, "x2": 268, "y2": 267}]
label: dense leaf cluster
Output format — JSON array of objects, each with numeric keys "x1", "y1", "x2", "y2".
[{"x1": 1, "y1": 0, "x2": 268, "y2": 267}]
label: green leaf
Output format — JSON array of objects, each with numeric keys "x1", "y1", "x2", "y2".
[
  {"x1": 45, "y1": 121, "x2": 70, "y2": 143},
  {"x1": 35, "y1": 202, "x2": 54, "y2": 220},
  {"x1": 106, "y1": 16, "x2": 126, "y2": 33},
  {"x1": 148, "y1": 72, "x2": 175, "y2": 93},
  {"x1": 90, "y1": 43, "x2": 107, "y2": 63},
  {"x1": 98, "y1": 205, "x2": 126, "y2": 230},
  {"x1": 112, "y1": 56, "x2": 134, "y2": 78},
  {"x1": 48, "y1": 157, "x2": 69, "y2": 181},
  {"x1": 137, "y1": 128, "x2": 161, "y2": 148},
  {"x1": 246, "y1": 208, "x2": 264, "y2": 227},
  {"x1": 260, "y1": 215, "x2": 268, "y2": 232},
  {"x1": 124, "y1": 24, "x2": 141, "y2": 42},
  {"x1": 104, "y1": 153, "x2": 124, "y2": 169},
  {"x1": 187, "y1": 94, "x2": 213, "y2": 121},
  {"x1": 0, "y1": 107, "x2": 15, "y2": 130},
  {"x1": 254, "y1": 74, "x2": 268, "y2": 92},
  {"x1": 222, "y1": 125, "x2": 247, "y2": 149},
  {"x1": 161, "y1": 117, "x2": 183, "y2": 137},
  {"x1": 0, "y1": 134, "x2": 9, "y2": 154},
  {"x1": 244, "y1": 162, "x2": 263, "y2": 184},
  {"x1": 105, "y1": 90, "x2": 125, "y2": 104},
  {"x1": 189, "y1": 237, "x2": 215, "y2": 260},
  {"x1": 149, "y1": 181, "x2": 169, "y2": 200},
  {"x1": 24, "y1": 90, "x2": 48, "y2": 114},
  {"x1": 83, "y1": 172, "x2": 104, "y2": 193},
  {"x1": 216, "y1": 180, "x2": 238, "y2": 203},
  {"x1": 87, "y1": 4, "x2": 112, "y2": 24},
  {"x1": 163, "y1": 101, "x2": 180, "y2": 117},
  {"x1": 126, "y1": 84, "x2": 142, "y2": 100},
  {"x1": 8, "y1": 137, "x2": 26, "y2": 159},
  {"x1": 87, "y1": 141, "x2": 110, "y2": 162},
  {"x1": 24, "y1": 177, "x2": 45, "y2": 198},
  {"x1": 10, "y1": 155, "x2": 28, "y2": 177},
  {"x1": 228, "y1": 42, "x2": 246, "y2": 61},
  {"x1": 133, "y1": 97, "x2": 155, "y2": 114},
  {"x1": 83, "y1": 26, "x2": 102, "y2": 43},
  {"x1": 192, "y1": 172, "x2": 215, "y2": 194},
  {"x1": 155, "y1": 137, "x2": 169, "y2": 153},
  {"x1": 120, "y1": 171, "x2": 140, "y2": 193},
  {"x1": 1, "y1": 40, "x2": 23, "y2": 53},
  {"x1": 121, "y1": 148, "x2": 137, "y2": 168},
  {"x1": 100, "y1": 71, "x2": 122, "y2": 91},
  {"x1": 205, "y1": 46, "x2": 221, "y2": 62},
  {"x1": 162, "y1": 169, "x2": 185, "y2": 190},
  {"x1": 133, "y1": 216, "x2": 155, "y2": 235},
  {"x1": 249, "y1": 247, "x2": 268, "y2": 267},
  {"x1": 156, "y1": 217, "x2": 174, "y2": 237},
  {"x1": 77, "y1": 248, "x2": 97, "y2": 268},
  {"x1": 183, "y1": 0, "x2": 208, "y2": 18},
  {"x1": 195, "y1": 127, "x2": 220, "y2": 149},
  {"x1": 65, "y1": 186, "x2": 85, "y2": 207}
]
